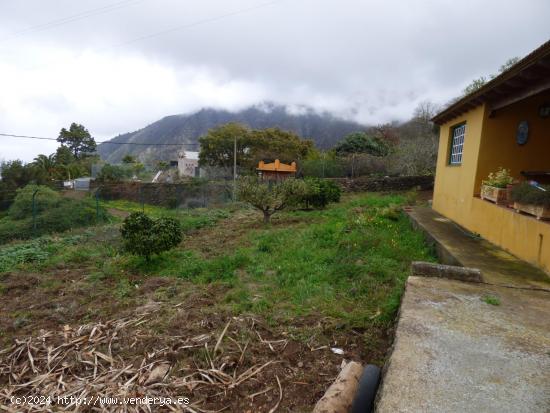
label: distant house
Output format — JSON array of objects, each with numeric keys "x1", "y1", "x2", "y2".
[
  {"x1": 431, "y1": 39, "x2": 550, "y2": 272},
  {"x1": 177, "y1": 151, "x2": 200, "y2": 178},
  {"x1": 257, "y1": 159, "x2": 297, "y2": 181},
  {"x1": 74, "y1": 177, "x2": 92, "y2": 191}
]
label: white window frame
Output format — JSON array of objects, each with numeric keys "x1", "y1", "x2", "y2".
[{"x1": 449, "y1": 123, "x2": 466, "y2": 165}]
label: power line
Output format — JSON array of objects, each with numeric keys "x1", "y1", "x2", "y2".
[
  {"x1": 0, "y1": 133, "x2": 199, "y2": 147},
  {"x1": 107, "y1": 0, "x2": 282, "y2": 50},
  {"x1": 0, "y1": 0, "x2": 146, "y2": 43}
]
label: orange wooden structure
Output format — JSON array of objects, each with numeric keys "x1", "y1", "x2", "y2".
[{"x1": 257, "y1": 159, "x2": 297, "y2": 181}]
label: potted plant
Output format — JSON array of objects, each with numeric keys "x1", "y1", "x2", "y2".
[
  {"x1": 511, "y1": 182, "x2": 550, "y2": 220},
  {"x1": 480, "y1": 167, "x2": 514, "y2": 205}
]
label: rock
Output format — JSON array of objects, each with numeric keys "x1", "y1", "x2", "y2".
[{"x1": 145, "y1": 363, "x2": 170, "y2": 385}]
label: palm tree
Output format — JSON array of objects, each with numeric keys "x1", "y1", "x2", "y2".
[{"x1": 33, "y1": 154, "x2": 57, "y2": 179}]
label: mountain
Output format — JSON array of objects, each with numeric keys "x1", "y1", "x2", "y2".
[{"x1": 97, "y1": 103, "x2": 367, "y2": 164}]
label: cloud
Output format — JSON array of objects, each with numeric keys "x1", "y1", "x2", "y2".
[{"x1": 0, "y1": 0, "x2": 549, "y2": 161}]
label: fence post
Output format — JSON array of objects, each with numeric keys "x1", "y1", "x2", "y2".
[
  {"x1": 32, "y1": 188, "x2": 39, "y2": 236},
  {"x1": 95, "y1": 187, "x2": 100, "y2": 220},
  {"x1": 139, "y1": 185, "x2": 144, "y2": 213}
]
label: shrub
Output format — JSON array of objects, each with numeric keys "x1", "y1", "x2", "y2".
[
  {"x1": 8, "y1": 184, "x2": 61, "y2": 219},
  {"x1": 483, "y1": 167, "x2": 514, "y2": 188},
  {"x1": 0, "y1": 197, "x2": 107, "y2": 244},
  {"x1": 303, "y1": 178, "x2": 341, "y2": 209},
  {"x1": 120, "y1": 212, "x2": 183, "y2": 260},
  {"x1": 96, "y1": 164, "x2": 131, "y2": 183},
  {"x1": 511, "y1": 182, "x2": 550, "y2": 207}
]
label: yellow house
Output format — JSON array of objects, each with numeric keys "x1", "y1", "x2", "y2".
[{"x1": 431, "y1": 39, "x2": 550, "y2": 273}]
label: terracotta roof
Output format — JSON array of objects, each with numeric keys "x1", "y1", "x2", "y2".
[
  {"x1": 432, "y1": 39, "x2": 550, "y2": 125},
  {"x1": 257, "y1": 159, "x2": 297, "y2": 172}
]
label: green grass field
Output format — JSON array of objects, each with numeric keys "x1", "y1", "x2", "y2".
[{"x1": 1, "y1": 192, "x2": 434, "y2": 361}]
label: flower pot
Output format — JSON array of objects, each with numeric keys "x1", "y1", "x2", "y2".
[
  {"x1": 506, "y1": 183, "x2": 517, "y2": 208},
  {"x1": 513, "y1": 202, "x2": 550, "y2": 220},
  {"x1": 480, "y1": 184, "x2": 508, "y2": 205}
]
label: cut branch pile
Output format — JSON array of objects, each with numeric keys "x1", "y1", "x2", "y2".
[{"x1": 0, "y1": 311, "x2": 288, "y2": 412}]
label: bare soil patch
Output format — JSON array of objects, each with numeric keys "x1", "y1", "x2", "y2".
[{"x1": 0, "y1": 269, "x2": 367, "y2": 412}]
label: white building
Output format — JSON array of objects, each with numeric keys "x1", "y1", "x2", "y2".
[{"x1": 177, "y1": 151, "x2": 199, "y2": 178}]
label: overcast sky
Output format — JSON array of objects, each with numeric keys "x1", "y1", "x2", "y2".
[{"x1": 0, "y1": 0, "x2": 549, "y2": 161}]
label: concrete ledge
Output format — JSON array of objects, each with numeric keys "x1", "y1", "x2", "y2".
[
  {"x1": 406, "y1": 210, "x2": 463, "y2": 268},
  {"x1": 411, "y1": 261, "x2": 482, "y2": 283},
  {"x1": 406, "y1": 207, "x2": 550, "y2": 290}
]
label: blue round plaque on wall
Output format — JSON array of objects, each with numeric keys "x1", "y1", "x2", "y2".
[{"x1": 516, "y1": 120, "x2": 529, "y2": 145}]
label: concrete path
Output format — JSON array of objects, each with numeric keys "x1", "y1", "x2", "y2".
[
  {"x1": 376, "y1": 276, "x2": 550, "y2": 413},
  {"x1": 375, "y1": 207, "x2": 550, "y2": 412},
  {"x1": 406, "y1": 206, "x2": 550, "y2": 290}
]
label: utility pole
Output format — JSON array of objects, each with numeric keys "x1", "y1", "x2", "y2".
[{"x1": 233, "y1": 135, "x2": 237, "y2": 202}]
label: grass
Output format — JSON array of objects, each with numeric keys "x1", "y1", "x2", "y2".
[
  {"x1": 100, "y1": 193, "x2": 434, "y2": 330},
  {"x1": 482, "y1": 294, "x2": 501, "y2": 306},
  {"x1": 104, "y1": 199, "x2": 231, "y2": 231},
  {"x1": 0, "y1": 192, "x2": 435, "y2": 361}
]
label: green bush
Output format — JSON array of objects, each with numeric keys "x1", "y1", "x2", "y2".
[
  {"x1": 0, "y1": 197, "x2": 107, "y2": 244},
  {"x1": 96, "y1": 164, "x2": 132, "y2": 183},
  {"x1": 120, "y1": 212, "x2": 183, "y2": 260},
  {"x1": 303, "y1": 178, "x2": 342, "y2": 209},
  {"x1": 8, "y1": 184, "x2": 61, "y2": 219},
  {"x1": 511, "y1": 182, "x2": 550, "y2": 207}
]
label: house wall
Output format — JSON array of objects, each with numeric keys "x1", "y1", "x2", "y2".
[
  {"x1": 178, "y1": 158, "x2": 198, "y2": 177},
  {"x1": 432, "y1": 104, "x2": 487, "y2": 226},
  {"x1": 432, "y1": 95, "x2": 550, "y2": 273}
]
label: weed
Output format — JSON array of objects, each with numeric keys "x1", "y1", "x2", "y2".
[{"x1": 482, "y1": 294, "x2": 501, "y2": 306}]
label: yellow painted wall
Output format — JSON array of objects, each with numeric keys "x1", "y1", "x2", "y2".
[
  {"x1": 432, "y1": 93, "x2": 550, "y2": 274},
  {"x1": 469, "y1": 198, "x2": 550, "y2": 272},
  {"x1": 432, "y1": 104, "x2": 487, "y2": 226},
  {"x1": 474, "y1": 90, "x2": 550, "y2": 191}
]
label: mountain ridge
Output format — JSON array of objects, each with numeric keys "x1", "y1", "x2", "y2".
[{"x1": 97, "y1": 104, "x2": 368, "y2": 163}]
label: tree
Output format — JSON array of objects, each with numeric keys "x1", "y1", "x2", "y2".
[
  {"x1": 32, "y1": 154, "x2": 57, "y2": 180},
  {"x1": 96, "y1": 164, "x2": 129, "y2": 183},
  {"x1": 122, "y1": 154, "x2": 136, "y2": 164},
  {"x1": 462, "y1": 56, "x2": 521, "y2": 96},
  {"x1": 237, "y1": 176, "x2": 307, "y2": 223},
  {"x1": 497, "y1": 57, "x2": 520, "y2": 74},
  {"x1": 334, "y1": 132, "x2": 392, "y2": 157},
  {"x1": 120, "y1": 212, "x2": 183, "y2": 260},
  {"x1": 249, "y1": 128, "x2": 315, "y2": 167},
  {"x1": 57, "y1": 123, "x2": 97, "y2": 159},
  {"x1": 198, "y1": 123, "x2": 315, "y2": 172},
  {"x1": 388, "y1": 101, "x2": 440, "y2": 176},
  {"x1": 0, "y1": 160, "x2": 49, "y2": 210},
  {"x1": 54, "y1": 146, "x2": 75, "y2": 166},
  {"x1": 8, "y1": 184, "x2": 61, "y2": 220},
  {"x1": 199, "y1": 123, "x2": 253, "y2": 171},
  {"x1": 156, "y1": 161, "x2": 169, "y2": 171},
  {"x1": 463, "y1": 76, "x2": 488, "y2": 96}
]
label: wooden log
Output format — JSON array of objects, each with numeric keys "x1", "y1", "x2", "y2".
[
  {"x1": 313, "y1": 361, "x2": 363, "y2": 413},
  {"x1": 411, "y1": 261, "x2": 482, "y2": 282}
]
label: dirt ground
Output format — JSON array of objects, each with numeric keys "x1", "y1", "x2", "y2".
[{"x1": 0, "y1": 271, "x2": 374, "y2": 412}]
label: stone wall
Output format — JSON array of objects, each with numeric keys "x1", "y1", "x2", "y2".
[
  {"x1": 331, "y1": 175, "x2": 434, "y2": 192},
  {"x1": 93, "y1": 181, "x2": 232, "y2": 208}
]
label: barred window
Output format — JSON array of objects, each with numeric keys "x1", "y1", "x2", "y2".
[{"x1": 449, "y1": 124, "x2": 466, "y2": 165}]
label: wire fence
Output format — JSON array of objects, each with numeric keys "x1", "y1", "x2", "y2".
[{"x1": 0, "y1": 179, "x2": 237, "y2": 245}]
